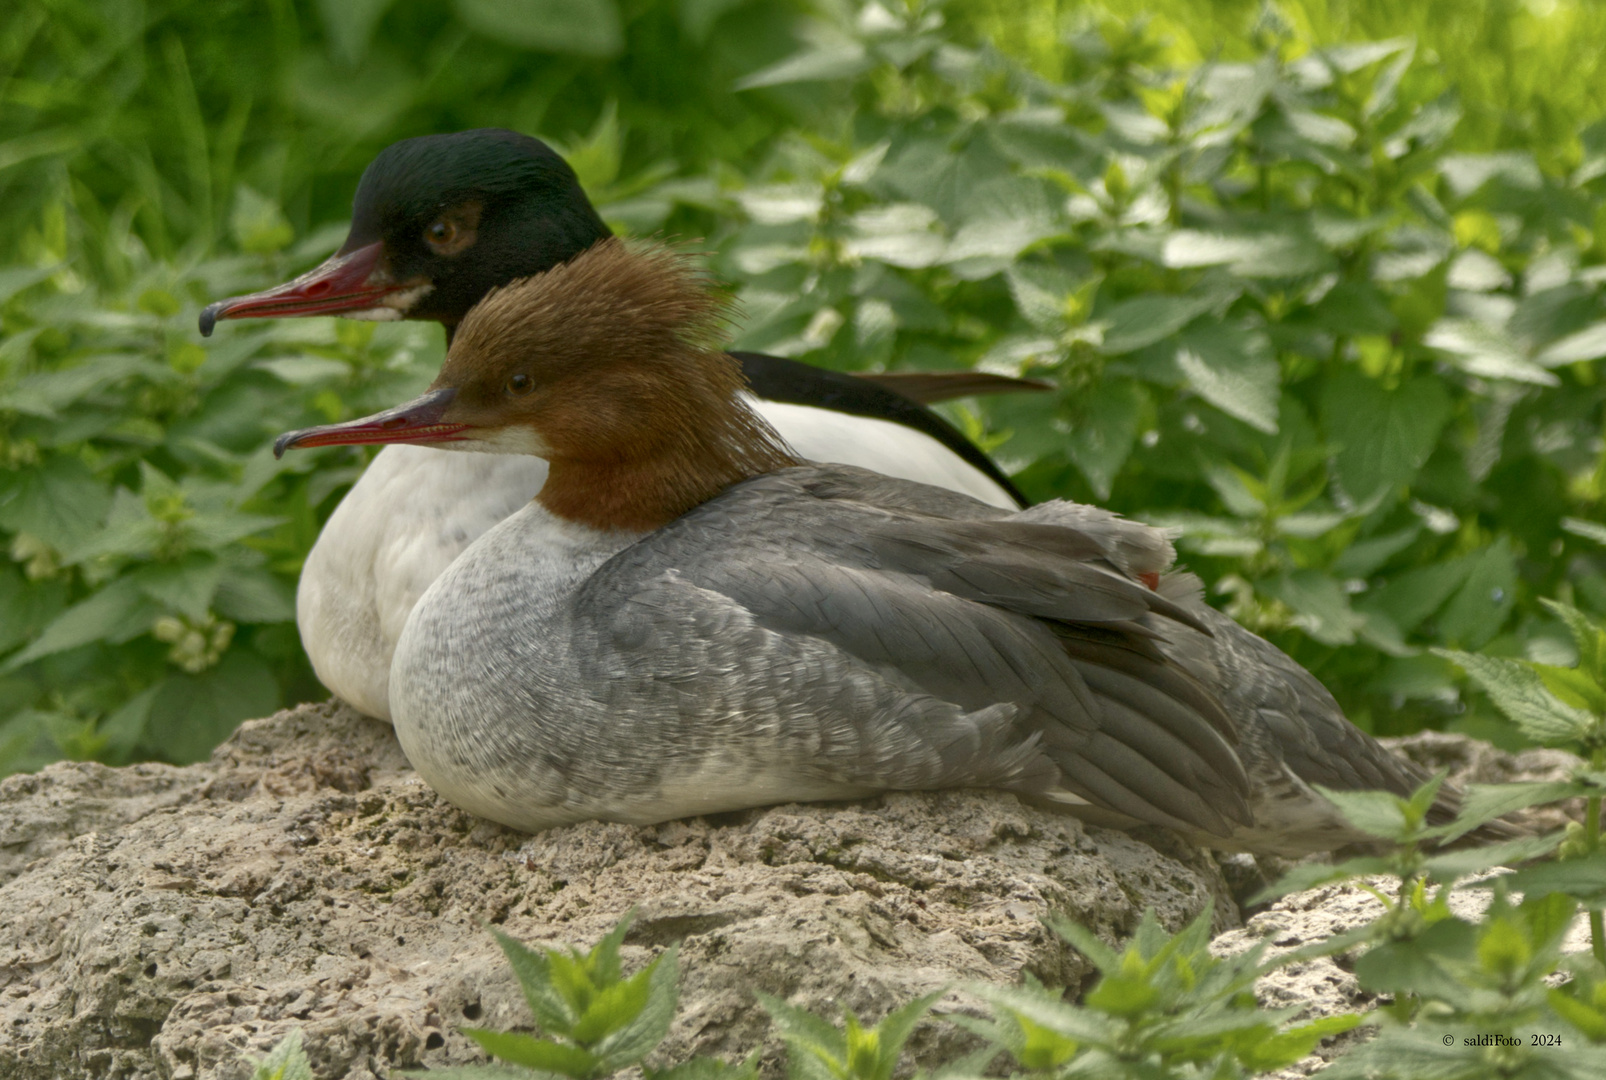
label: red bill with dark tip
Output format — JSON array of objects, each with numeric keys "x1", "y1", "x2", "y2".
[
  {"x1": 274, "y1": 388, "x2": 466, "y2": 458},
  {"x1": 199, "y1": 242, "x2": 418, "y2": 336}
]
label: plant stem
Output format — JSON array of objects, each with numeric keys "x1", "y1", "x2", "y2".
[{"x1": 1590, "y1": 747, "x2": 1605, "y2": 966}]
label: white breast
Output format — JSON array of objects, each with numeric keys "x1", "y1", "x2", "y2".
[{"x1": 298, "y1": 396, "x2": 1015, "y2": 720}]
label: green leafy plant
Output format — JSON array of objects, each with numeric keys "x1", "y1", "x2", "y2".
[
  {"x1": 408, "y1": 911, "x2": 751, "y2": 1080},
  {"x1": 955, "y1": 907, "x2": 1360, "y2": 1079},
  {"x1": 250, "y1": 1029, "x2": 314, "y2": 1080},
  {"x1": 760, "y1": 991, "x2": 940, "y2": 1080},
  {"x1": 1437, "y1": 598, "x2": 1606, "y2": 966},
  {"x1": 10, "y1": 2, "x2": 1606, "y2": 772},
  {"x1": 1239, "y1": 760, "x2": 1604, "y2": 1076}
]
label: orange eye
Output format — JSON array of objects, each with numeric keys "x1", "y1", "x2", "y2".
[
  {"x1": 425, "y1": 219, "x2": 457, "y2": 248},
  {"x1": 507, "y1": 373, "x2": 533, "y2": 396}
]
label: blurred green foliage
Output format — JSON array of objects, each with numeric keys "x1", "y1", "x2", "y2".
[{"x1": 4, "y1": 0, "x2": 1606, "y2": 773}]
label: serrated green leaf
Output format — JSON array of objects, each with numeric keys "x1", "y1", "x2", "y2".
[
  {"x1": 1353, "y1": 919, "x2": 1477, "y2": 998},
  {"x1": 595, "y1": 946, "x2": 678, "y2": 1068},
  {"x1": 1174, "y1": 325, "x2": 1279, "y2": 434},
  {"x1": 1424, "y1": 318, "x2": 1557, "y2": 384},
  {"x1": 1241, "y1": 1014, "x2": 1364, "y2": 1071},
  {"x1": 145, "y1": 650, "x2": 279, "y2": 763},
  {"x1": 0, "y1": 456, "x2": 112, "y2": 552},
  {"x1": 1357, "y1": 557, "x2": 1475, "y2": 634},
  {"x1": 250, "y1": 1028, "x2": 314, "y2": 1080},
  {"x1": 1043, "y1": 914, "x2": 1121, "y2": 970},
  {"x1": 1098, "y1": 294, "x2": 1218, "y2": 355},
  {"x1": 1320, "y1": 370, "x2": 1450, "y2": 505},
  {"x1": 1065, "y1": 381, "x2": 1143, "y2": 500},
  {"x1": 3, "y1": 577, "x2": 158, "y2": 671},
  {"x1": 1313, "y1": 784, "x2": 1410, "y2": 840},
  {"x1": 735, "y1": 43, "x2": 870, "y2": 90},
  {"x1": 1423, "y1": 832, "x2": 1564, "y2": 880},
  {"x1": 1533, "y1": 662, "x2": 1606, "y2": 713},
  {"x1": 1435, "y1": 538, "x2": 1517, "y2": 648},
  {"x1": 463, "y1": 1028, "x2": 598, "y2": 1077},
  {"x1": 1541, "y1": 599, "x2": 1606, "y2": 683},
  {"x1": 1251, "y1": 856, "x2": 1395, "y2": 905},
  {"x1": 132, "y1": 553, "x2": 223, "y2": 621},
  {"x1": 646, "y1": 1055, "x2": 760, "y2": 1080},
  {"x1": 1435, "y1": 780, "x2": 1587, "y2": 843},
  {"x1": 965, "y1": 983, "x2": 1113, "y2": 1043},
  {"x1": 489, "y1": 927, "x2": 576, "y2": 1035},
  {"x1": 1434, "y1": 649, "x2": 1593, "y2": 743},
  {"x1": 1263, "y1": 570, "x2": 1366, "y2": 646},
  {"x1": 1162, "y1": 229, "x2": 1331, "y2": 278},
  {"x1": 214, "y1": 566, "x2": 296, "y2": 624},
  {"x1": 1481, "y1": 851, "x2": 1606, "y2": 904}
]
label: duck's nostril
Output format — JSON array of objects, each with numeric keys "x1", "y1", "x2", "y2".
[
  {"x1": 307, "y1": 280, "x2": 331, "y2": 297},
  {"x1": 381, "y1": 417, "x2": 406, "y2": 430}
]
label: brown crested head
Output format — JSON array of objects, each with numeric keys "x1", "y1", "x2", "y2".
[{"x1": 274, "y1": 238, "x2": 800, "y2": 533}]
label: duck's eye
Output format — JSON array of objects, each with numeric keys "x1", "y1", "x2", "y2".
[
  {"x1": 424, "y1": 219, "x2": 457, "y2": 248},
  {"x1": 507, "y1": 373, "x2": 534, "y2": 396}
]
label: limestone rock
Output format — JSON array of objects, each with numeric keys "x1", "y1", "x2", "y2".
[{"x1": 0, "y1": 701, "x2": 1236, "y2": 1080}]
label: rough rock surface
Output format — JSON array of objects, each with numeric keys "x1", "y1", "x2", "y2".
[
  {"x1": 0, "y1": 701, "x2": 1238, "y2": 1080},
  {"x1": 1212, "y1": 875, "x2": 1596, "y2": 1079}
]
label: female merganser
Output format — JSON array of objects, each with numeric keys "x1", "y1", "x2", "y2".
[
  {"x1": 202, "y1": 129, "x2": 1045, "y2": 721},
  {"x1": 272, "y1": 240, "x2": 1480, "y2": 857}
]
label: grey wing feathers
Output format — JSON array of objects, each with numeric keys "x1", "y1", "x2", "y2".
[{"x1": 582, "y1": 464, "x2": 1256, "y2": 838}]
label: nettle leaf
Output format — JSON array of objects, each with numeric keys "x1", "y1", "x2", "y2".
[
  {"x1": 1353, "y1": 919, "x2": 1477, "y2": 999},
  {"x1": 1435, "y1": 781, "x2": 1587, "y2": 843},
  {"x1": 1434, "y1": 537, "x2": 1516, "y2": 649},
  {"x1": 1356, "y1": 557, "x2": 1474, "y2": 634},
  {"x1": 2, "y1": 578, "x2": 159, "y2": 671},
  {"x1": 1541, "y1": 598, "x2": 1606, "y2": 681},
  {"x1": 1330, "y1": 526, "x2": 1421, "y2": 579},
  {"x1": 0, "y1": 456, "x2": 112, "y2": 552},
  {"x1": 842, "y1": 203, "x2": 945, "y2": 269},
  {"x1": 1434, "y1": 649, "x2": 1593, "y2": 744},
  {"x1": 462, "y1": 1029, "x2": 598, "y2": 1076},
  {"x1": 1423, "y1": 318, "x2": 1558, "y2": 384},
  {"x1": 646, "y1": 1058, "x2": 759, "y2": 1080},
  {"x1": 593, "y1": 947, "x2": 679, "y2": 1069},
  {"x1": 489, "y1": 927, "x2": 577, "y2": 1035},
  {"x1": 132, "y1": 554, "x2": 224, "y2": 621},
  {"x1": 249, "y1": 1028, "x2": 314, "y2": 1080},
  {"x1": 1319, "y1": 370, "x2": 1450, "y2": 505},
  {"x1": 943, "y1": 176, "x2": 1063, "y2": 279},
  {"x1": 735, "y1": 42, "x2": 871, "y2": 90},
  {"x1": 1064, "y1": 381, "x2": 1144, "y2": 500},
  {"x1": 1537, "y1": 321, "x2": 1606, "y2": 366},
  {"x1": 1241, "y1": 1014, "x2": 1364, "y2": 1072},
  {"x1": 1439, "y1": 151, "x2": 1543, "y2": 196},
  {"x1": 145, "y1": 650, "x2": 280, "y2": 763},
  {"x1": 214, "y1": 565, "x2": 297, "y2": 624},
  {"x1": 1172, "y1": 323, "x2": 1279, "y2": 434},
  {"x1": 1312, "y1": 784, "x2": 1409, "y2": 840},
  {"x1": 1005, "y1": 261, "x2": 1083, "y2": 334},
  {"x1": 1487, "y1": 851, "x2": 1606, "y2": 904},
  {"x1": 1263, "y1": 570, "x2": 1367, "y2": 647},
  {"x1": 1098, "y1": 294, "x2": 1218, "y2": 355},
  {"x1": 1422, "y1": 833, "x2": 1564, "y2": 880},
  {"x1": 966, "y1": 983, "x2": 1113, "y2": 1044},
  {"x1": 1161, "y1": 229, "x2": 1331, "y2": 278},
  {"x1": 0, "y1": 567, "x2": 67, "y2": 657}
]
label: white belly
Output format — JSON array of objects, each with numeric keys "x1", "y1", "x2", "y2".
[{"x1": 298, "y1": 399, "x2": 1015, "y2": 719}]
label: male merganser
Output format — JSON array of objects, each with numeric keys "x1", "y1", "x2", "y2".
[
  {"x1": 272, "y1": 240, "x2": 1484, "y2": 856},
  {"x1": 202, "y1": 129, "x2": 1045, "y2": 721}
]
